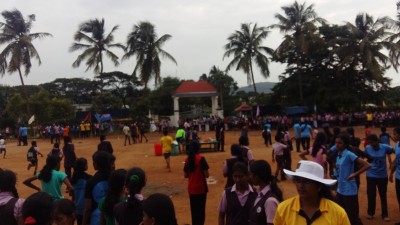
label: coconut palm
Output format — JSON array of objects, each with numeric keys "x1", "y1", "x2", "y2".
[
  {"x1": 0, "y1": 9, "x2": 52, "y2": 114},
  {"x1": 70, "y1": 18, "x2": 125, "y2": 76},
  {"x1": 270, "y1": 1, "x2": 325, "y2": 102},
  {"x1": 338, "y1": 13, "x2": 389, "y2": 84},
  {"x1": 123, "y1": 21, "x2": 177, "y2": 88},
  {"x1": 223, "y1": 23, "x2": 274, "y2": 94}
]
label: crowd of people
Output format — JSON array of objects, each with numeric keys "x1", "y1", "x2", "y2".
[{"x1": 3, "y1": 112, "x2": 400, "y2": 225}]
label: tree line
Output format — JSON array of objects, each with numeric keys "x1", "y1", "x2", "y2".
[{"x1": 2, "y1": 1, "x2": 400, "y2": 126}]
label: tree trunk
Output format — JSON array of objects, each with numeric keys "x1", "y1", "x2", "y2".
[
  {"x1": 249, "y1": 64, "x2": 258, "y2": 94},
  {"x1": 18, "y1": 67, "x2": 31, "y2": 116},
  {"x1": 297, "y1": 58, "x2": 303, "y2": 103}
]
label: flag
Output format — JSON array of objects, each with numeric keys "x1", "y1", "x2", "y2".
[
  {"x1": 256, "y1": 105, "x2": 260, "y2": 117},
  {"x1": 382, "y1": 100, "x2": 387, "y2": 108},
  {"x1": 28, "y1": 115, "x2": 35, "y2": 125},
  {"x1": 84, "y1": 112, "x2": 91, "y2": 122}
]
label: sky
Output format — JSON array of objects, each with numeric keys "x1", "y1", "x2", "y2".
[{"x1": 1, "y1": 0, "x2": 400, "y2": 88}]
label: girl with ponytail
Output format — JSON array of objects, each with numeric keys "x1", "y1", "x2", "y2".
[
  {"x1": 99, "y1": 169, "x2": 127, "y2": 225},
  {"x1": 23, "y1": 155, "x2": 74, "y2": 201},
  {"x1": 249, "y1": 160, "x2": 283, "y2": 225},
  {"x1": 113, "y1": 167, "x2": 146, "y2": 225},
  {"x1": 22, "y1": 192, "x2": 53, "y2": 225}
]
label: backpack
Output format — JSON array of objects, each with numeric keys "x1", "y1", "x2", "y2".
[{"x1": 27, "y1": 147, "x2": 37, "y2": 161}]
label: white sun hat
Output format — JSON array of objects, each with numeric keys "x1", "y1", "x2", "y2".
[{"x1": 284, "y1": 160, "x2": 337, "y2": 186}]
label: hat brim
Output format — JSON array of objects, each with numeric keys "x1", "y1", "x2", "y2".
[{"x1": 283, "y1": 169, "x2": 337, "y2": 186}]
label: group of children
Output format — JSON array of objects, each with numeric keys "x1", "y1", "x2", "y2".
[{"x1": 0, "y1": 133, "x2": 181, "y2": 225}]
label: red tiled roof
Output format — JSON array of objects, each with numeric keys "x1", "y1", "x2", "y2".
[{"x1": 174, "y1": 81, "x2": 217, "y2": 94}]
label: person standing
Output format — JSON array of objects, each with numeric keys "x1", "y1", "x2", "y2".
[
  {"x1": 222, "y1": 144, "x2": 246, "y2": 188},
  {"x1": 161, "y1": 130, "x2": 173, "y2": 172},
  {"x1": 63, "y1": 136, "x2": 77, "y2": 181},
  {"x1": 139, "y1": 123, "x2": 148, "y2": 143},
  {"x1": 183, "y1": 141, "x2": 209, "y2": 225},
  {"x1": 19, "y1": 124, "x2": 28, "y2": 146},
  {"x1": 175, "y1": 126, "x2": 185, "y2": 154},
  {"x1": 263, "y1": 121, "x2": 272, "y2": 147},
  {"x1": 0, "y1": 134, "x2": 6, "y2": 158},
  {"x1": 389, "y1": 127, "x2": 400, "y2": 225},
  {"x1": 300, "y1": 121, "x2": 312, "y2": 151},
  {"x1": 364, "y1": 134, "x2": 392, "y2": 221},
  {"x1": 71, "y1": 158, "x2": 92, "y2": 225},
  {"x1": 122, "y1": 124, "x2": 131, "y2": 146},
  {"x1": 97, "y1": 135, "x2": 113, "y2": 154},
  {"x1": 274, "y1": 160, "x2": 350, "y2": 225},
  {"x1": 293, "y1": 120, "x2": 301, "y2": 152},
  {"x1": 249, "y1": 160, "x2": 283, "y2": 225},
  {"x1": 0, "y1": 169, "x2": 25, "y2": 225},
  {"x1": 218, "y1": 162, "x2": 257, "y2": 225},
  {"x1": 334, "y1": 132, "x2": 371, "y2": 225},
  {"x1": 272, "y1": 134, "x2": 287, "y2": 181}
]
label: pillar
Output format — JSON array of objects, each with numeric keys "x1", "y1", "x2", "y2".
[
  {"x1": 173, "y1": 97, "x2": 179, "y2": 127},
  {"x1": 211, "y1": 96, "x2": 219, "y2": 115}
]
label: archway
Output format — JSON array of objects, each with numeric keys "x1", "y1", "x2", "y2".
[{"x1": 171, "y1": 81, "x2": 222, "y2": 127}]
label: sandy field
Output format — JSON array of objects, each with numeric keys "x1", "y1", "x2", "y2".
[{"x1": 0, "y1": 126, "x2": 397, "y2": 225}]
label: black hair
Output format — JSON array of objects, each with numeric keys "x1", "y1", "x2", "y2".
[
  {"x1": 230, "y1": 144, "x2": 245, "y2": 162},
  {"x1": 163, "y1": 129, "x2": 168, "y2": 136},
  {"x1": 143, "y1": 193, "x2": 178, "y2": 225},
  {"x1": 31, "y1": 141, "x2": 37, "y2": 146},
  {"x1": 318, "y1": 183, "x2": 334, "y2": 200},
  {"x1": 232, "y1": 161, "x2": 248, "y2": 174},
  {"x1": 53, "y1": 143, "x2": 59, "y2": 148},
  {"x1": 126, "y1": 167, "x2": 146, "y2": 209},
  {"x1": 366, "y1": 134, "x2": 379, "y2": 142},
  {"x1": 38, "y1": 155, "x2": 61, "y2": 183},
  {"x1": 23, "y1": 192, "x2": 53, "y2": 225},
  {"x1": 92, "y1": 151, "x2": 113, "y2": 173},
  {"x1": 104, "y1": 169, "x2": 127, "y2": 218},
  {"x1": 53, "y1": 199, "x2": 76, "y2": 222},
  {"x1": 311, "y1": 132, "x2": 326, "y2": 157},
  {"x1": 71, "y1": 158, "x2": 88, "y2": 185},
  {"x1": 394, "y1": 127, "x2": 400, "y2": 136},
  {"x1": 0, "y1": 169, "x2": 19, "y2": 198},
  {"x1": 250, "y1": 160, "x2": 283, "y2": 201},
  {"x1": 336, "y1": 132, "x2": 351, "y2": 149},
  {"x1": 346, "y1": 127, "x2": 355, "y2": 137},
  {"x1": 187, "y1": 141, "x2": 200, "y2": 172}
]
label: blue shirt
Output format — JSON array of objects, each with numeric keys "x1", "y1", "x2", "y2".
[
  {"x1": 293, "y1": 123, "x2": 301, "y2": 138},
  {"x1": 264, "y1": 123, "x2": 271, "y2": 132},
  {"x1": 335, "y1": 149, "x2": 358, "y2": 196},
  {"x1": 395, "y1": 142, "x2": 400, "y2": 180},
  {"x1": 365, "y1": 144, "x2": 392, "y2": 178},
  {"x1": 19, "y1": 127, "x2": 28, "y2": 136},
  {"x1": 300, "y1": 124, "x2": 312, "y2": 138}
]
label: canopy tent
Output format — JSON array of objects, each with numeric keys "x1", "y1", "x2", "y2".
[{"x1": 235, "y1": 104, "x2": 252, "y2": 112}]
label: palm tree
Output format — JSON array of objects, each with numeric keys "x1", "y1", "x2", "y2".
[
  {"x1": 0, "y1": 9, "x2": 52, "y2": 114},
  {"x1": 123, "y1": 21, "x2": 177, "y2": 88},
  {"x1": 223, "y1": 23, "x2": 274, "y2": 94},
  {"x1": 70, "y1": 18, "x2": 125, "y2": 77},
  {"x1": 338, "y1": 13, "x2": 389, "y2": 84},
  {"x1": 270, "y1": 1, "x2": 325, "y2": 102}
]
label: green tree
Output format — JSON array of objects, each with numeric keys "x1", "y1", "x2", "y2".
[
  {"x1": 123, "y1": 21, "x2": 177, "y2": 88},
  {"x1": 99, "y1": 71, "x2": 142, "y2": 109},
  {"x1": 207, "y1": 66, "x2": 239, "y2": 115},
  {"x1": 0, "y1": 9, "x2": 52, "y2": 113},
  {"x1": 223, "y1": 23, "x2": 274, "y2": 94},
  {"x1": 270, "y1": 1, "x2": 325, "y2": 102},
  {"x1": 149, "y1": 77, "x2": 181, "y2": 116}
]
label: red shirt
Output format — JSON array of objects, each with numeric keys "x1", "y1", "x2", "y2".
[{"x1": 184, "y1": 154, "x2": 209, "y2": 194}]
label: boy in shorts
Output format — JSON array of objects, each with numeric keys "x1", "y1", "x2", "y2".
[
  {"x1": 27, "y1": 141, "x2": 44, "y2": 175},
  {"x1": 161, "y1": 130, "x2": 173, "y2": 172}
]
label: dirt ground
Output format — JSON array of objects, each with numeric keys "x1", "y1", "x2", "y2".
[{"x1": 0, "y1": 126, "x2": 397, "y2": 225}]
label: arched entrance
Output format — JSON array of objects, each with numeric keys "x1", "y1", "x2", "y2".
[{"x1": 171, "y1": 81, "x2": 223, "y2": 127}]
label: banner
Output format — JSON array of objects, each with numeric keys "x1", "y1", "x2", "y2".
[
  {"x1": 95, "y1": 113, "x2": 112, "y2": 122},
  {"x1": 28, "y1": 115, "x2": 35, "y2": 125}
]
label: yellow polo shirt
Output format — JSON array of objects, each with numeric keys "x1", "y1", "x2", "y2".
[{"x1": 273, "y1": 195, "x2": 350, "y2": 225}]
